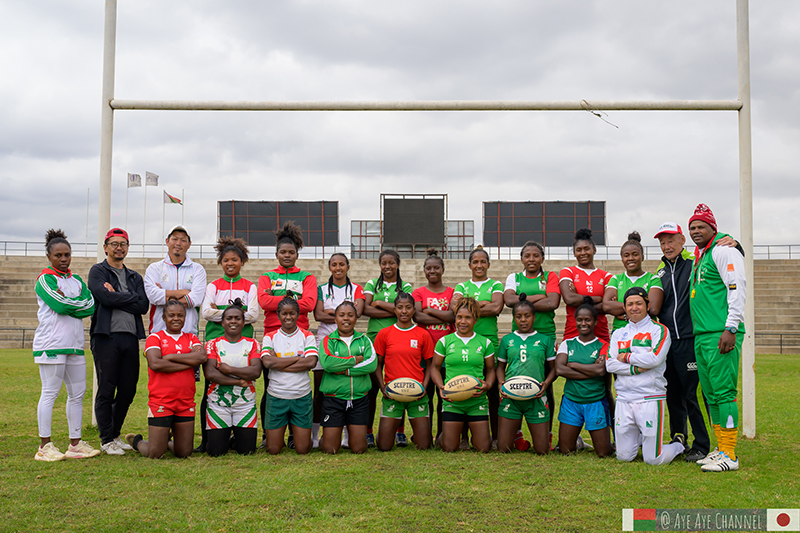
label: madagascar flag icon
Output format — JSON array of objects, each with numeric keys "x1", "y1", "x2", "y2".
[{"x1": 622, "y1": 509, "x2": 655, "y2": 531}]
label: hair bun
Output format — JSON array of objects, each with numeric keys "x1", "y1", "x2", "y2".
[
  {"x1": 575, "y1": 228, "x2": 593, "y2": 241},
  {"x1": 518, "y1": 293, "x2": 528, "y2": 302},
  {"x1": 627, "y1": 231, "x2": 641, "y2": 242},
  {"x1": 426, "y1": 247, "x2": 439, "y2": 256}
]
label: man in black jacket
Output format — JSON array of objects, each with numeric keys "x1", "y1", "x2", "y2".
[
  {"x1": 655, "y1": 222, "x2": 710, "y2": 463},
  {"x1": 88, "y1": 228, "x2": 149, "y2": 455}
]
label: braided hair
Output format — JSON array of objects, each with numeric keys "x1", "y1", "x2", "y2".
[
  {"x1": 393, "y1": 291, "x2": 415, "y2": 306},
  {"x1": 215, "y1": 236, "x2": 249, "y2": 265},
  {"x1": 376, "y1": 249, "x2": 403, "y2": 292},
  {"x1": 277, "y1": 295, "x2": 301, "y2": 315},
  {"x1": 221, "y1": 297, "x2": 246, "y2": 320},
  {"x1": 326, "y1": 253, "x2": 355, "y2": 300},
  {"x1": 45, "y1": 229, "x2": 70, "y2": 255}
]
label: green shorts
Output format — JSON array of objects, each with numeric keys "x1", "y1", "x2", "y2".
[
  {"x1": 499, "y1": 396, "x2": 550, "y2": 423},
  {"x1": 265, "y1": 392, "x2": 312, "y2": 430},
  {"x1": 381, "y1": 395, "x2": 430, "y2": 419},
  {"x1": 442, "y1": 395, "x2": 489, "y2": 417}
]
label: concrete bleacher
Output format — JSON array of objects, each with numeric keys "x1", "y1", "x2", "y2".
[{"x1": 2, "y1": 255, "x2": 798, "y2": 353}]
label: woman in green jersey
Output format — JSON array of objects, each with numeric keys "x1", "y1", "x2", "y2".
[
  {"x1": 555, "y1": 303, "x2": 613, "y2": 457},
  {"x1": 602, "y1": 232, "x2": 663, "y2": 332},
  {"x1": 432, "y1": 297, "x2": 496, "y2": 453},
  {"x1": 451, "y1": 246, "x2": 504, "y2": 446},
  {"x1": 496, "y1": 295, "x2": 556, "y2": 455},
  {"x1": 363, "y1": 249, "x2": 413, "y2": 446}
]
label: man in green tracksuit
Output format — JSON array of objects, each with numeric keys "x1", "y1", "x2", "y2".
[
  {"x1": 688, "y1": 204, "x2": 746, "y2": 472},
  {"x1": 318, "y1": 326, "x2": 377, "y2": 454}
]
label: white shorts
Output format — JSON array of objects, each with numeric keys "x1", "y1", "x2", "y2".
[
  {"x1": 34, "y1": 352, "x2": 86, "y2": 366},
  {"x1": 206, "y1": 401, "x2": 257, "y2": 430}
]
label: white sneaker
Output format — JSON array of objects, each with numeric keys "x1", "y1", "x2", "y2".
[
  {"x1": 576, "y1": 435, "x2": 594, "y2": 451},
  {"x1": 101, "y1": 441, "x2": 125, "y2": 456},
  {"x1": 113, "y1": 436, "x2": 133, "y2": 451},
  {"x1": 696, "y1": 447, "x2": 720, "y2": 465},
  {"x1": 65, "y1": 440, "x2": 101, "y2": 459},
  {"x1": 701, "y1": 451, "x2": 739, "y2": 472},
  {"x1": 341, "y1": 427, "x2": 350, "y2": 449},
  {"x1": 35, "y1": 442, "x2": 65, "y2": 462}
]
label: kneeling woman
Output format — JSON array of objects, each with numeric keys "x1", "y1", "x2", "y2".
[
  {"x1": 496, "y1": 295, "x2": 556, "y2": 455},
  {"x1": 431, "y1": 297, "x2": 496, "y2": 453},
  {"x1": 128, "y1": 300, "x2": 207, "y2": 458},
  {"x1": 555, "y1": 303, "x2": 613, "y2": 457},
  {"x1": 261, "y1": 297, "x2": 319, "y2": 455},
  {"x1": 318, "y1": 301, "x2": 377, "y2": 454},
  {"x1": 375, "y1": 292, "x2": 434, "y2": 451},
  {"x1": 204, "y1": 299, "x2": 263, "y2": 456}
]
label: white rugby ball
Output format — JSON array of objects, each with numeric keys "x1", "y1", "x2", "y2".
[
  {"x1": 443, "y1": 374, "x2": 482, "y2": 402},
  {"x1": 385, "y1": 378, "x2": 426, "y2": 402},
  {"x1": 501, "y1": 376, "x2": 542, "y2": 401}
]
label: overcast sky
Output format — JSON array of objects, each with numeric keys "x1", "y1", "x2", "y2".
[{"x1": 1, "y1": 1, "x2": 798, "y2": 253}]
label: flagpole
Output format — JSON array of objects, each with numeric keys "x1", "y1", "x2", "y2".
[
  {"x1": 161, "y1": 191, "x2": 165, "y2": 257},
  {"x1": 142, "y1": 184, "x2": 147, "y2": 257},
  {"x1": 125, "y1": 184, "x2": 129, "y2": 228},
  {"x1": 181, "y1": 188, "x2": 184, "y2": 225},
  {"x1": 85, "y1": 188, "x2": 90, "y2": 258}
]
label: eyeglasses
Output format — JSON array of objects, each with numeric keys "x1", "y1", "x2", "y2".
[{"x1": 106, "y1": 242, "x2": 129, "y2": 249}]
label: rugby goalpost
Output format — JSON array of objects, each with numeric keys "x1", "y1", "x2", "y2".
[{"x1": 95, "y1": 0, "x2": 756, "y2": 438}]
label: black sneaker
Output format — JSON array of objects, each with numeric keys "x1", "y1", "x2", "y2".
[
  {"x1": 685, "y1": 448, "x2": 706, "y2": 463},
  {"x1": 193, "y1": 443, "x2": 206, "y2": 454},
  {"x1": 287, "y1": 435, "x2": 295, "y2": 450},
  {"x1": 395, "y1": 432, "x2": 408, "y2": 448}
]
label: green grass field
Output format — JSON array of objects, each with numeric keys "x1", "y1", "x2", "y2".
[{"x1": 1, "y1": 349, "x2": 798, "y2": 532}]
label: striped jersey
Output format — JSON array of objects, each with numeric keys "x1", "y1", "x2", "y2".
[
  {"x1": 605, "y1": 316, "x2": 671, "y2": 403},
  {"x1": 201, "y1": 275, "x2": 259, "y2": 340},
  {"x1": 262, "y1": 327, "x2": 318, "y2": 399},
  {"x1": 33, "y1": 267, "x2": 95, "y2": 362},
  {"x1": 205, "y1": 336, "x2": 260, "y2": 407}
]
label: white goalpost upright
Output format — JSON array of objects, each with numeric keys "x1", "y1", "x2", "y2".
[{"x1": 96, "y1": 0, "x2": 756, "y2": 438}]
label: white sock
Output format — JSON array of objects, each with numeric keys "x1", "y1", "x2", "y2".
[{"x1": 312, "y1": 423, "x2": 320, "y2": 440}]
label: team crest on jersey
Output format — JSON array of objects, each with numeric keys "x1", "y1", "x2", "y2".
[
  {"x1": 539, "y1": 280, "x2": 546, "y2": 291},
  {"x1": 461, "y1": 349, "x2": 469, "y2": 356},
  {"x1": 534, "y1": 340, "x2": 540, "y2": 347},
  {"x1": 591, "y1": 350, "x2": 598, "y2": 359},
  {"x1": 477, "y1": 346, "x2": 483, "y2": 353},
  {"x1": 568, "y1": 350, "x2": 574, "y2": 356},
  {"x1": 508, "y1": 339, "x2": 514, "y2": 346},
  {"x1": 186, "y1": 274, "x2": 193, "y2": 284},
  {"x1": 410, "y1": 340, "x2": 418, "y2": 348}
]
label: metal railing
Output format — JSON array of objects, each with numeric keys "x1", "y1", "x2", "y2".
[{"x1": 5, "y1": 240, "x2": 800, "y2": 261}]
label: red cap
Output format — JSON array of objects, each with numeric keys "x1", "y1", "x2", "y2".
[
  {"x1": 105, "y1": 228, "x2": 129, "y2": 243},
  {"x1": 688, "y1": 204, "x2": 717, "y2": 232}
]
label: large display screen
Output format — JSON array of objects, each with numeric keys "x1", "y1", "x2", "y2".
[
  {"x1": 218, "y1": 201, "x2": 339, "y2": 246},
  {"x1": 483, "y1": 201, "x2": 606, "y2": 247}
]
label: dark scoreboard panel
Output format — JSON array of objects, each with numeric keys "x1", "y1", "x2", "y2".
[
  {"x1": 383, "y1": 198, "x2": 445, "y2": 246},
  {"x1": 483, "y1": 201, "x2": 606, "y2": 247},
  {"x1": 218, "y1": 201, "x2": 339, "y2": 247}
]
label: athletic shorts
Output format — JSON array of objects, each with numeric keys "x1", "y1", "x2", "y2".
[
  {"x1": 499, "y1": 396, "x2": 550, "y2": 424},
  {"x1": 441, "y1": 396, "x2": 489, "y2": 417},
  {"x1": 440, "y1": 411, "x2": 489, "y2": 423},
  {"x1": 322, "y1": 395, "x2": 369, "y2": 428},
  {"x1": 207, "y1": 400, "x2": 258, "y2": 430},
  {"x1": 265, "y1": 392, "x2": 313, "y2": 430},
  {"x1": 558, "y1": 395, "x2": 610, "y2": 431},
  {"x1": 147, "y1": 397, "x2": 195, "y2": 420},
  {"x1": 381, "y1": 396, "x2": 430, "y2": 419},
  {"x1": 149, "y1": 415, "x2": 194, "y2": 427}
]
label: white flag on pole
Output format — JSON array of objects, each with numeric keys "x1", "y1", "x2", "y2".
[
  {"x1": 127, "y1": 173, "x2": 142, "y2": 188},
  {"x1": 145, "y1": 171, "x2": 159, "y2": 186}
]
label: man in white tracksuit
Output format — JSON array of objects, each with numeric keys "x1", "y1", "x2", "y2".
[{"x1": 606, "y1": 287, "x2": 686, "y2": 465}]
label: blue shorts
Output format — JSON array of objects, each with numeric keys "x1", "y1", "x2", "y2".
[{"x1": 558, "y1": 395, "x2": 610, "y2": 431}]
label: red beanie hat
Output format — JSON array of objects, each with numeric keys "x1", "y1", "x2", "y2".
[{"x1": 689, "y1": 203, "x2": 717, "y2": 232}]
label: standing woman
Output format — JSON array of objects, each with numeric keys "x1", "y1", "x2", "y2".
[
  {"x1": 257, "y1": 222, "x2": 317, "y2": 447},
  {"x1": 503, "y1": 240, "x2": 561, "y2": 443},
  {"x1": 412, "y1": 248, "x2": 455, "y2": 440},
  {"x1": 197, "y1": 236, "x2": 259, "y2": 452},
  {"x1": 431, "y1": 297, "x2": 496, "y2": 453},
  {"x1": 602, "y1": 231, "x2": 663, "y2": 332},
  {"x1": 127, "y1": 300, "x2": 207, "y2": 458},
  {"x1": 450, "y1": 246, "x2": 504, "y2": 446},
  {"x1": 559, "y1": 228, "x2": 611, "y2": 343},
  {"x1": 312, "y1": 253, "x2": 365, "y2": 448},
  {"x1": 363, "y1": 249, "x2": 413, "y2": 446},
  {"x1": 33, "y1": 229, "x2": 99, "y2": 461},
  {"x1": 203, "y1": 300, "x2": 262, "y2": 456}
]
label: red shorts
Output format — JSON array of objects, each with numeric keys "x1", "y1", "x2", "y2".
[{"x1": 147, "y1": 397, "x2": 196, "y2": 419}]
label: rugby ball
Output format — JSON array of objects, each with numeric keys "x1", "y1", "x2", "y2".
[
  {"x1": 385, "y1": 378, "x2": 426, "y2": 402},
  {"x1": 501, "y1": 376, "x2": 542, "y2": 401},
  {"x1": 443, "y1": 374, "x2": 482, "y2": 402}
]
